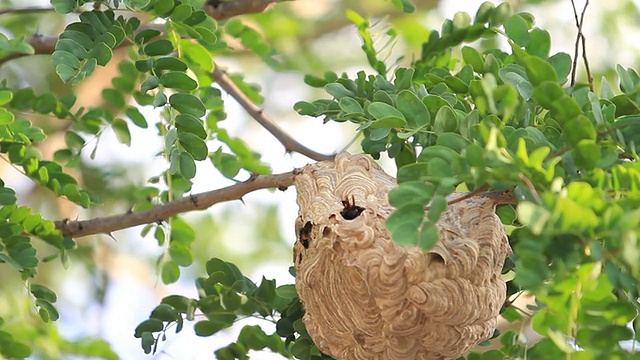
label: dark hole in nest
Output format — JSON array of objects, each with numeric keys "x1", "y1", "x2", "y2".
[
  {"x1": 341, "y1": 195, "x2": 365, "y2": 220},
  {"x1": 299, "y1": 221, "x2": 312, "y2": 249},
  {"x1": 322, "y1": 226, "x2": 331, "y2": 237},
  {"x1": 428, "y1": 253, "x2": 445, "y2": 265}
]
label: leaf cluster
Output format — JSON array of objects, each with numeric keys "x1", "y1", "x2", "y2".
[{"x1": 135, "y1": 259, "x2": 328, "y2": 359}]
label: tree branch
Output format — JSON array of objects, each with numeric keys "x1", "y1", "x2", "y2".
[
  {"x1": 0, "y1": 0, "x2": 290, "y2": 19},
  {"x1": 0, "y1": 6, "x2": 57, "y2": 15},
  {"x1": 54, "y1": 171, "x2": 299, "y2": 238},
  {"x1": 0, "y1": 33, "x2": 334, "y2": 161},
  {"x1": 211, "y1": 64, "x2": 335, "y2": 162},
  {"x1": 202, "y1": 0, "x2": 293, "y2": 20}
]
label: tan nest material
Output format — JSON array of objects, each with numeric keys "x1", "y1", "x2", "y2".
[{"x1": 293, "y1": 152, "x2": 512, "y2": 360}]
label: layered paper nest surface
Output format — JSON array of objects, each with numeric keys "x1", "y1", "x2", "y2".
[{"x1": 293, "y1": 152, "x2": 512, "y2": 360}]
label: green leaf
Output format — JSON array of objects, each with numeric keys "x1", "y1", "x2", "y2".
[
  {"x1": 89, "y1": 42, "x2": 112, "y2": 66},
  {"x1": 0, "y1": 187, "x2": 17, "y2": 205},
  {"x1": 370, "y1": 117, "x2": 407, "y2": 128},
  {"x1": 325, "y1": 83, "x2": 355, "y2": 99},
  {"x1": 294, "y1": 101, "x2": 318, "y2": 116},
  {"x1": 462, "y1": 46, "x2": 484, "y2": 73},
  {"x1": 0, "y1": 340, "x2": 31, "y2": 357},
  {"x1": 125, "y1": 106, "x2": 148, "y2": 128},
  {"x1": 526, "y1": 29, "x2": 551, "y2": 58},
  {"x1": 102, "y1": 88, "x2": 125, "y2": 108},
  {"x1": 111, "y1": 118, "x2": 131, "y2": 146},
  {"x1": 171, "y1": 3, "x2": 193, "y2": 22},
  {"x1": 255, "y1": 277, "x2": 276, "y2": 302},
  {"x1": 194, "y1": 320, "x2": 225, "y2": 336},
  {"x1": 388, "y1": 181, "x2": 434, "y2": 207},
  {"x1": 489, "y1": 2, "x2": 512, "y2": 27},
  {"x1": 52, "y1": 50, "x2": 81, "y2": 70},
  {"x1": 159, "y1": 71, "x2": 198, "y2": 91},
  {"x1": 564, "y1": 115, "x2": 596, "y2": 145},
  {"x1": 517, "y1": 201, "x2": 550, "y2": 235},
  {"x1": 418, "y1": 222, "x2": 439, "y2": 250},
  {"x1": 154, "y1": 57, "x2": 188, "y2": 72},
  {"x1": 210, "y1": 150, "x2": 242, "y2": 178},
  {"x1": 31, "y1": 284, "x2": 57, "y2": 302},
  {"x1": 391, "y1": 0, "x2": 416, "y2": 13},
  {"x1": 573, "y1": 139, "x2": 600, "y2": 170},
  {"x1": 134, "y1": 319, "x2": 164, "y2": 337},
  {"x1": 134, "y1": 28, "x2": 162, "y2": 44},
  {"x1": 161, "y1": 261, "x2": 180, "y2": 284},
  {"x1": 386, "y1": 204, "x2": 424, "y2": 245},
  {"x1": 275, "y1": 284, "x2": 297, "y2": 299},
  {"x1": 396, "y1": 90, "x2": 430, "y2": 127},
  {"x1": 368, "y1": 102, "x2": 405, "y2": 120},
  {"x1": 169, "y1": 93, "x2": 206, "y2": 117},
  {"x1": 0, "y1": 108, "x2": 14, "y2": 124},
  {"x1": 0, "y1": 90, "x2": 13, "y2": 106},
  {"x1": 548, "y1": 52, "x2": 572, "y2": 83},
  {"x1": 36, "y1": 299, "x2": 59, "y2": 321},
  {"x1": 153, "y1": 91, "x2": 167, "y2": 107},
  {"x1": 144, "y1": 39, "x2": 174, "y2": 56},
  {"x1": 169, "y1": 243, "x2": 193, "y2": 267},
  {"x1": 433, "y1": 106, "x2": 458, "y2": 134},
  {"x1": 179, "y1": 39, "x2": 214, "y2": 71},
  {"x1": 532, "y1": 81, "x2": 565, "y2": 108},
  {"x1": 178, "y1": 133, "x2": 208, "y2": 160},
  {"x1": 64, "y1": 131, "x2": 85, "y2": 149},
  {"x1": 339, "y1": 97, "x2": 364, "y2": 114},
  {"x1": 141, "y1": 76, "x2": 159, "y2": 93},
  {"x1": 523, "y1": 56, "x2": 557, "y2": 86},
  {"x1": 178, "y1": 152, "x2": 196, "y2": 179},
  {"x1": 504, "y1": 15, "x2": 530, "y2": 47},
  {"x1": 135, "y1": 58, "x2": 154, "y2": 72},
  {"x1": 52, "y1": 0, "x2": 78, "y2": 14},
  {"x1": 427, "y1": 195, "x2": 447, "y2": 222},
  {"x1": 474, "y1": 2, "x2": 494, "y2": 23},
  {"x1": 175, "y1": 114, "x2": 207, "y2": 139}
]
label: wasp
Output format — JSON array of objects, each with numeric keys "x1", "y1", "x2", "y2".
[
  {"x1": 341, "y1": 195, "x2": 365, "y2": 220},
  {"x1": 299, "y1": 221, "x2": 312, "y2": 249}
]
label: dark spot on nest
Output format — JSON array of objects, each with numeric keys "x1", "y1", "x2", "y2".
[{"x1": 299, "y1": 221, "x2": 312, "y2": 249}]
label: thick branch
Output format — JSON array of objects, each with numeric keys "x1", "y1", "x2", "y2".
[
  {"x1": 55, "y1": 171, "x2": 298, "y2": 238},
  {"x1": 203, "y1": 0, "x2": 293, "y2": 20},
  {"x1": 212, "y1": 65, "x2": 335, "y2": 162}
]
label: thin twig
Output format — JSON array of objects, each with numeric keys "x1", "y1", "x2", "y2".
[
  {"x1": 203, "y1": 0, "x2": 293, "y2": 20},
  {"x1": 55, "y1": 171, "x2": 299, "y2": 238},
  {"x1": 569, "y1": 0, "x2": 580, "y2": 87},
  {"x1": 211, "y1": 64, "x2": 335, "y2": 162},
  {"x1": 424, "y1": 185, "x2": 516, "y2": 211},
  {"x1": 518, "y1": 173, "x2": 542, "y2": 204},
  {"x1": 445, "y1": 184, "x2": 491, "y2": 207},
  {"x1": 546, "y1": 121, "x2": 640, "y2": 160},
  {"x1": 569, "y1": 0, "x2": 593, "y2": 90},
  {"x1": 578, "y1": 1, "x2": 593, "y2": 91}
]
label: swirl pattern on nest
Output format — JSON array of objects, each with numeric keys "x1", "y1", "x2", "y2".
[{"x1": 293, "y1": 152, "x2": 512, "y2": 360}]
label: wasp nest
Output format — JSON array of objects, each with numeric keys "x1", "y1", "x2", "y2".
[{"x1": 293, "y1": 152, "x2": 512, "y2": 360}]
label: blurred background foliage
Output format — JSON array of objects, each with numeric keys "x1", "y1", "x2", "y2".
[{"x1": 0, "y1": 0, "x2": 639, "y2": 358}]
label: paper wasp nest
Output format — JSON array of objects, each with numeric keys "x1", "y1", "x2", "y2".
[{"x1": 293, "y1": 152, "x2": 512, "y2": 360}]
